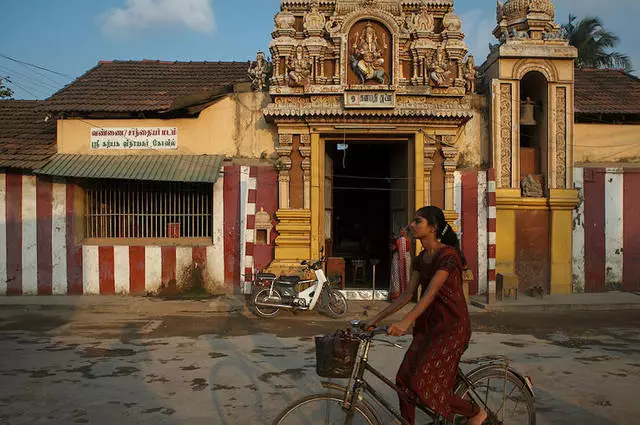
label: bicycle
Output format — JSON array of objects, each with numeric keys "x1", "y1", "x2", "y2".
[
  {"x1": 272, "y1": 320, "x2": 535, "y2": 425},
  {"x1": 252, "y1": 251, "x2": 349, "y2": 319}
]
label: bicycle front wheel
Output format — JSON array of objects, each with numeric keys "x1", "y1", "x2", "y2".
[
  {"x1": 272, "y1": 392, "x2": 379, "y2": 425},
  {"x1": 324, "y1": 289, "x2": 348, "y2": 318},
  {"x1": 454, "y1": 366, "x2": 535, "y2": 425}
]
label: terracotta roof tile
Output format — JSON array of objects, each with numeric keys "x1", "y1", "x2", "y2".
[
  {"x1": 0, "y1": 100, "x2": 57, "y2": 170},
  {"x1": 575, "y1": 68, "x2": 640, "y2": 114},
  {"x1": 44, "y1": 60, "x2": 251, "y2": 113}
]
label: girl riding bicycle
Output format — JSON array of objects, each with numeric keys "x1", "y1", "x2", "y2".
[{"x1": 366, "y1": 206, "x2": 487, "y2": 425}]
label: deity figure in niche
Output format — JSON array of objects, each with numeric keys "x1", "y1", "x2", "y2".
[
  {"x1": 429, "y1": 46, "x2": 452, "y2": 88},
  {"x1": 463, "y1": 55, "x2": 476, "y2": 93},
  {"x1": 248, "y1": 51, "x2": 271, "y2": 92},
  {"x1": 287, "y1": 45, "x2": 312, "y2": 87},
  {"x1": 350, "y1": 22, "x2": 387, "y2": 84}
]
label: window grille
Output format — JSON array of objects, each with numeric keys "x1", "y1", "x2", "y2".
[{"x1": 85, "y1": 180, "x2": 212, "y2": 239}]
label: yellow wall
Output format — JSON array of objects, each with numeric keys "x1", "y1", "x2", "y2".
[
  {"x1": 460, "y1": 94, "x2": 490, "y2": 168},
  {"x1": 575, "y1": 124, "x2": 640, "y2": 164},
  {"x1": 57, "y1": 92, "x2": 276, "y2": 158}
]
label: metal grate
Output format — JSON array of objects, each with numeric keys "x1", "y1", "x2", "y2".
[{"x1": 85, "y1": 180, "x2": 212, "y2": 239}]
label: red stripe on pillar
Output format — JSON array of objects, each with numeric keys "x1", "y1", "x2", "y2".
[
  {"x1": 99, "y1": 246, "x2": 115, "y2": 294},
  {"x1": 162, "y1": 246, "x2": 177, "y2": 287},
  {"x1": 129, "y1": 246, "x2": 146, "y2": 294},
  {"x1": 246, "y1": 215, "x2": 255, "y2": 230},
  {"x1": 37, "y1": 177, "x2": 53, "y2": 295},
  {"x1": 246, "y1": 242, "x2": 254, "y2": 256},
  {"x1": 66, "y1": 184, "x2": 83, "y2": 295},
  {"x1": 461, "y1": 171, "x2": 479, "y2": 295},
  {"x1": 623, "y1": 170, "x2": 640, "y2": 292},
  {"x1": 6, "y1": 174, "x2": 22, "y2": 295},
  {"x1": 248, "y1": 189, "x2": 257, "y2": 204},
  {"x1": 249, "y1": 166, "x2": 258, "y2": 178},
  {"x1": 223, "y1": 166, "x2": 241, "y2": 284},
  {"x1": 583, "y1": 168, "x2": 606, "y2": 293}
]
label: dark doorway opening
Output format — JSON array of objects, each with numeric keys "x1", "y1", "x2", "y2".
[{"x1": 325, "y1": 140, "x2": 409, "y2": 291}]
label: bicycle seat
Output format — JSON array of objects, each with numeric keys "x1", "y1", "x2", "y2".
[
  {"x1": 256, "y1": 272, "x2": 276, "y2": 280},
  {"x1": 278, "y1": 276, "x2": 301, "y2": 285}
]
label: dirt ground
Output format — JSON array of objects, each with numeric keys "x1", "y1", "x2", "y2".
[{"x1": 0, "y1": 305, "x2": 638, "y2": 424}]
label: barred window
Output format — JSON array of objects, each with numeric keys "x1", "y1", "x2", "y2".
[{"x1": 85, "y1": 180, "x2": 212, "y2": 239}]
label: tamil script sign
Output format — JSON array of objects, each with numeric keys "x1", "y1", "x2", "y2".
[
  {"x1": 344, "y1": 92, "x2": 395, "y2": 108},
  {"x1": 90, "y1": 127, "x2": 178, "y2": 150}
]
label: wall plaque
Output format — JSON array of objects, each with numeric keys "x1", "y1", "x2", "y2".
[{"x1": 344, "y1": 92, "x2": 395, "y2": 108}]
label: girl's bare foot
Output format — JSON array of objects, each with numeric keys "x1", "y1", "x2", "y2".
[{"x1": 468, "y1": 409, "x2": 487, "y2": 425}]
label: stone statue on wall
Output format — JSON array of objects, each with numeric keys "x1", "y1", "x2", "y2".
[
  {"x1": 429, "y1": 46, "x2": 452, "y2": 88},
  {"x1": 350, "y1": 22, "x2": 387, "y2": 84},
  {"x1": 521, "y1": 174, "x2": 544, "y2": 197},
  {"x1": 463, "y1": 55, "x2": 476, "y2": 93},
  {"x1": 287, "y1": 45, "x2": 313, "y2": 87},
  {"x1": 248, "y1": 51, "x2": 272, "y2": 92}
]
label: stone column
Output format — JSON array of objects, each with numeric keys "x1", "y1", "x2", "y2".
[
  {"x1": 423, "y1": 144, "x2": 437, "y2": 207},
  {"x1": 442, "y1": 143, "x2": 460, "y2": 229},
  {"x1": 276, "y1": 134, "x2": 293, "y2": 209},
  {"x1": 299, "y1": 134, "x2": 312, "y2": 209}
]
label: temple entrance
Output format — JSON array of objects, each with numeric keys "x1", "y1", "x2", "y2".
[{"x1": 324, "y1": 139, "x2": 411, "y2": 295}]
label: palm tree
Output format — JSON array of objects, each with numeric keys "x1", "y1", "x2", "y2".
[
  {"x1": 562, "y1": 15, "x2": 633, "y2": 71},
  {"x1": 0, "y1": 77, "x2": 12, "y2": 99}
]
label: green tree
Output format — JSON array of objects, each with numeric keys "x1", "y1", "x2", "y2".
[
  {"x1": 563, "y1": 15, "x2": 633, "y2": 71},
  {"x1": 0, "y1": 77, "x2": 13, "y2": 99}
]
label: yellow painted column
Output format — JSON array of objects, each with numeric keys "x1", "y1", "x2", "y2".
[
  {"x1": 310, "y1": 133, "x2": 321, "y2": 261},
  {"x1": 549, "y1": 189, "x2": 579, "y2": 294},
  {"x1": 415, "y1": 132, "x2": 425, "y2": 213},
  {"x1": 415, "y1": 132, "x2": 425, "y2": 257},
  {"x1": 495, "y1": 189, "x2": 519, "y2": 276}
]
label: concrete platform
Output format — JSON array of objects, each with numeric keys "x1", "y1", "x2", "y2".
[{"x1": 470, "y1": 291, "x2": 640, "y2": 312}]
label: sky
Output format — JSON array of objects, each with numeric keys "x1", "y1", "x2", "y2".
[{"x1": 1, "y1": 0, "x2": 638, "y2": 100}]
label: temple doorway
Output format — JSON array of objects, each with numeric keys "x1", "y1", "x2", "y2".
[{"x1": 324, "y1": 139, "x2": 411, "y2": 295}]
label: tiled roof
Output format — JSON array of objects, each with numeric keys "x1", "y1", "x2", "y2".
[
  {"x1": 44, "y1": 60, "x2": 251, "y2": 113},
  {"x1": 0, "y1": 100, "x2": 56, "y2": 170},
  {"x1": 575, "y1": 68, "x2": 640, "y2": 114}
]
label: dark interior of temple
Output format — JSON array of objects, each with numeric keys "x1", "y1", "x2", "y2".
[{"x1": 325, "y1": 140, "x2": 409, "y2": 290}]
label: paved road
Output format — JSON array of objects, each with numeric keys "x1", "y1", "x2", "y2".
[{"x1": 0, "y1": 306, "x2": 639, "y2": 424}]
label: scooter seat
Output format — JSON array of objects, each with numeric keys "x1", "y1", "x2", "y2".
[
  {"x1": 278, "y1": 276, "x2": 301, "y2": 285},
  {"x1": 256, "y1": 272, "x2": 276, "y2": 280}
]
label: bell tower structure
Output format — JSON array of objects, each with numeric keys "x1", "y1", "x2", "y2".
[{"x1": 480, "y1": 0, "x2": 578, "y2": 295}]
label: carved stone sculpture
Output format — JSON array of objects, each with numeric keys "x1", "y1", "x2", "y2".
[
  {"x1": 304, "y1": 5, "x2": 326, "y2": 35},
  {"x1": 463, "y1": 55, "x2": 476, "y2": 93},
  {"x1": 350, "y1": 22, "x2": 387, "y2": 84},
  {"x1": 287, "y1": 45, "x2": 313, "y2": 87},
  {"x1": 429, "y1": 47, "x2": 452, "y2": 88},
  {"x1": 521, "y1": 174, "x2": 544, "y2": 197},
  {"x1": 248, "y1": 51, "x2": 272, "y2": 92},
  {"x1": 413, "y1": 8, "x2": 434, "y2": 33}
]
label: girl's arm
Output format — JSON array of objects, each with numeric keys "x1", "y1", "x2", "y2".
[
  {"x1": 365, "y1": 269, "x2": 420, "y2": 329},
  {"x1": 387, "y1": 269, "x2": 449, "y2": 336}
]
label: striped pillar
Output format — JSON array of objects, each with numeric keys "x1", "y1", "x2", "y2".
[
  {"x1": 572, "y1": 168, "x2": 585, "y2": 292},
  {"x1": 487, "y1": 168, "x2": 497, "y2": 304},
  {"x1": 605, "y1": 168, "x2": 624, "y2": 288},
  {"x1": 244, "y1": 167, "x2": 257, "y2": 293}
]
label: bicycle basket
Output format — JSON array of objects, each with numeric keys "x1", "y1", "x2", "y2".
[{"x1": 314, "y1": 332, "x2": 361, "y2": 379}]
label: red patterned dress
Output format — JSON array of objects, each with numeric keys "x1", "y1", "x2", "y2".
[{"x1": 395, "y1": 246, "x2": 477, "y2": 424}]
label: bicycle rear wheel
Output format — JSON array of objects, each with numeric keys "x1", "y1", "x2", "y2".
[
  {"x1": 453, "y1": 366, "x2": 535, "y2": 425},
  {"x1": 272, "y1": 392, "x2": 379, "y2": 425}
]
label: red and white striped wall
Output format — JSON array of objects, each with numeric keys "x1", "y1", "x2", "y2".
[
  {"x1": 0, "y1": 172, "x2": 226, "y2": 295},
  {"x1": 222, "y1": 164, "x2": 278, "y2": 290},
  {"x1": 240, "y1": 166, "x2": 258, "y2": 293},
  {"x1": 573, "y1": 167, "x2": 640, "y2": 293},
  {"x1": 455, "y1": 169, "x2": 490, "y2": 297}
]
